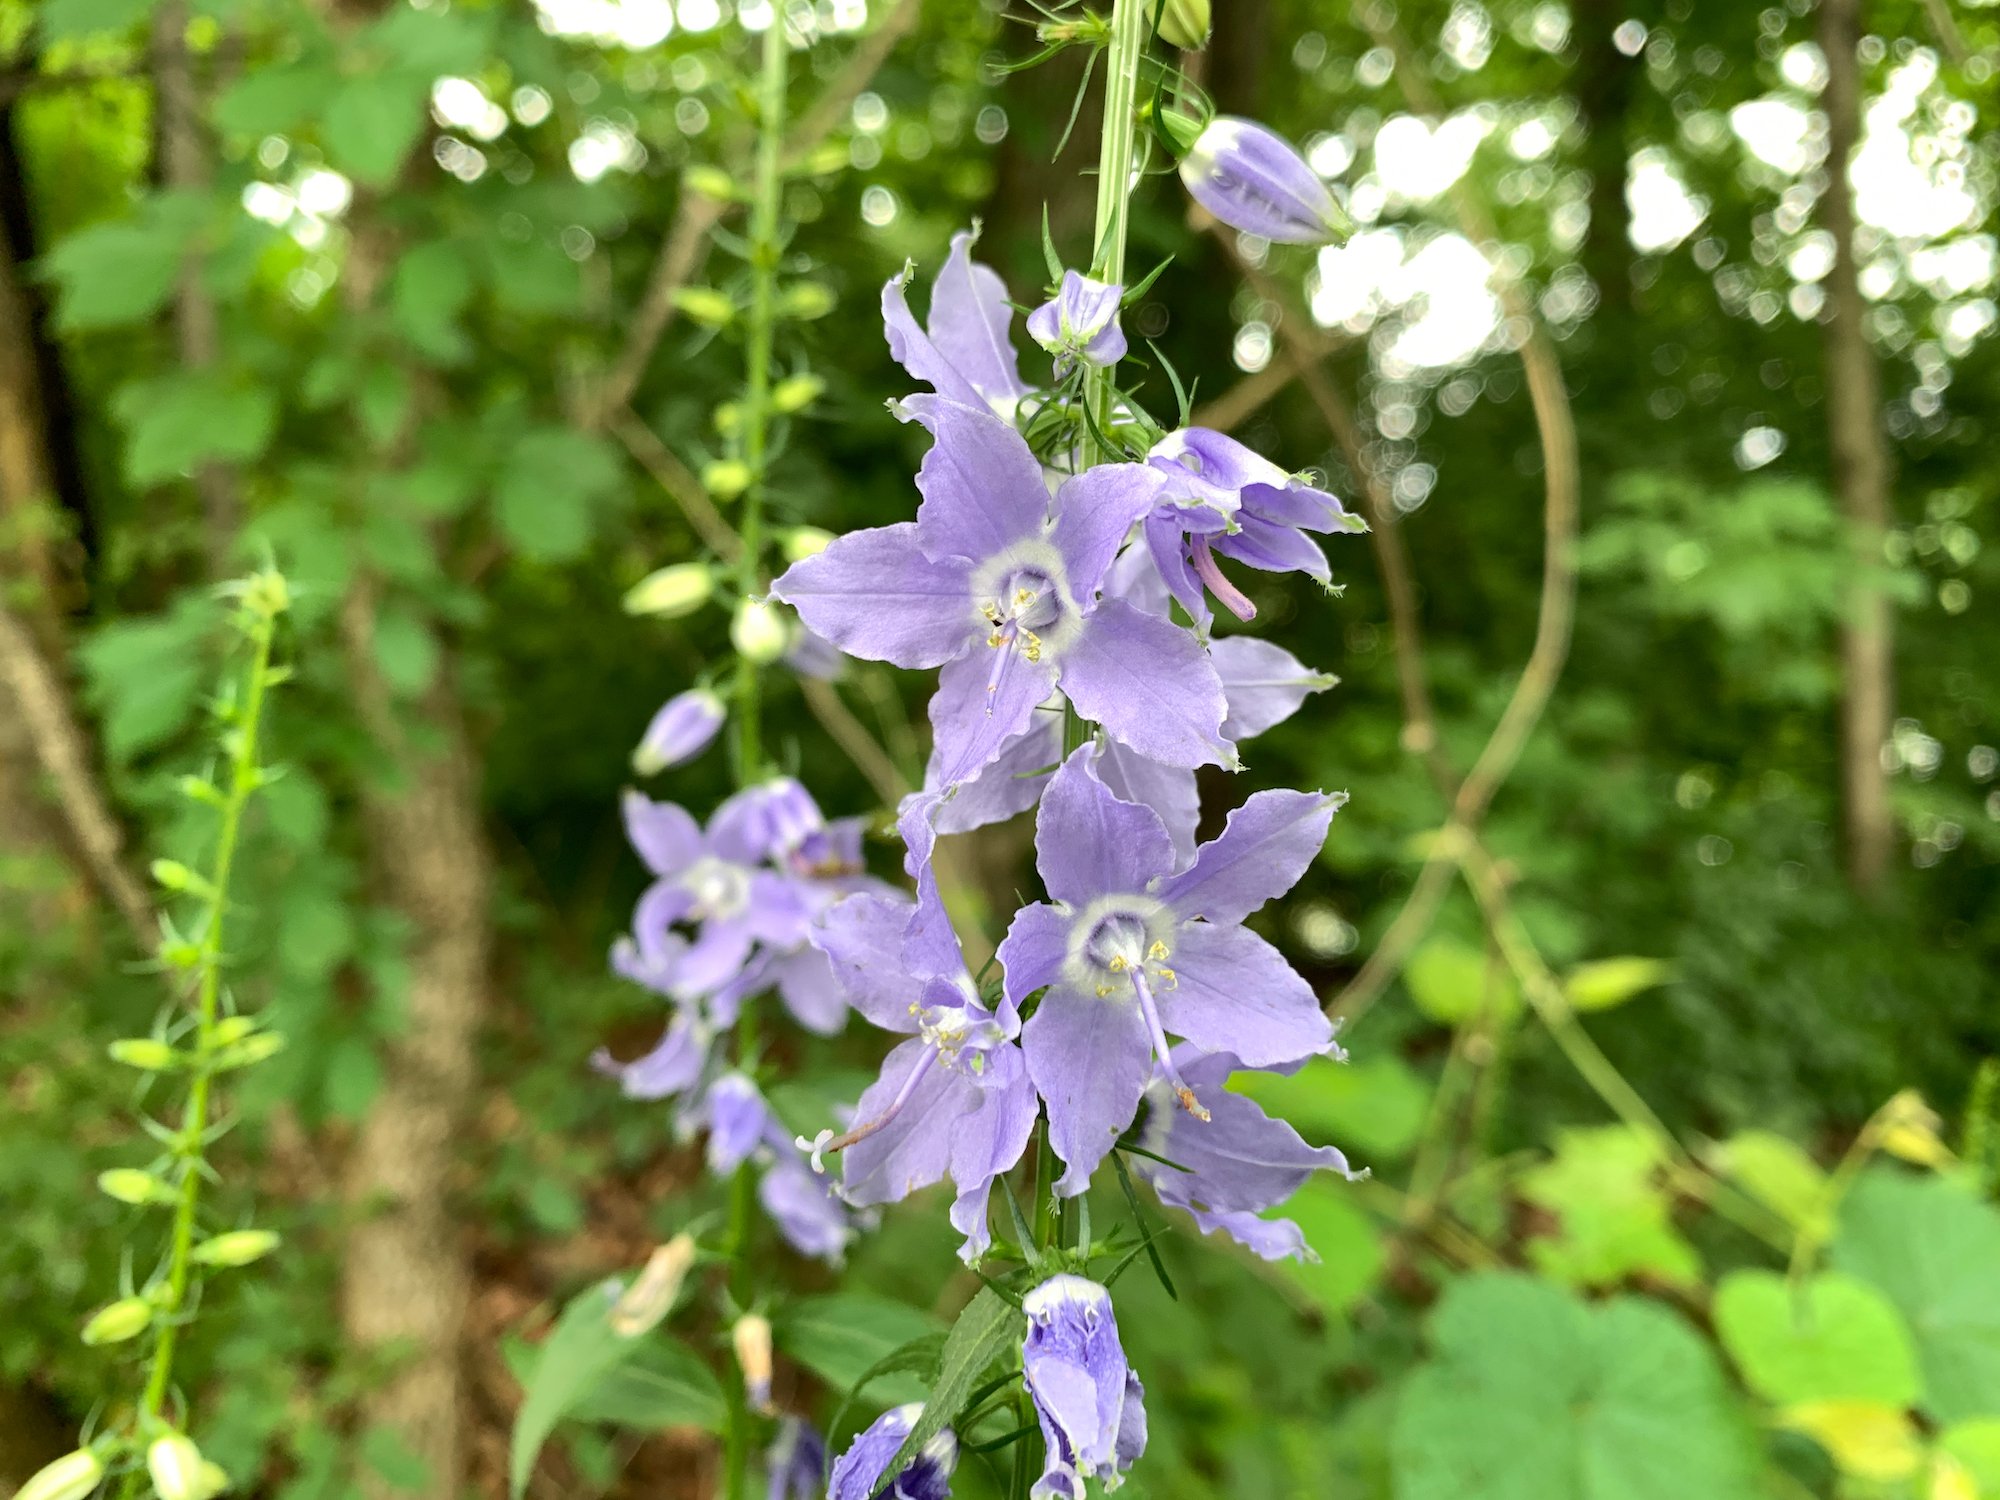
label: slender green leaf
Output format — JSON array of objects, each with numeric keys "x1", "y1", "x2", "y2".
[{"x1": 876, "y1": 1287, "x2": 1024, "y2": 1484}]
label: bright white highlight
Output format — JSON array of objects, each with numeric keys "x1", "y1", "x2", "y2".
[
  {"x1": 1851, "y1": 54, "x2": 1977, "y2": 239},
  {"x1": 1373, "y1": 110, "x2": 1493, "y2": 203},
  {"x1": 432, "y1": 78, "x2": 509, "y2": 142},
  {"x1": 532, "y1": 0, "x2": 676, "y2": 46},
  {"x1": 1310, "y1": 230, "x2": 1501, "y2": 371},
  {"x1": 1625, "y1": 149, "x2": 1707, "y2": 252},
  {"x1": 569, "y1": 119, "x2": 646, "y2": 182},
  {"x1": 1730, "y1": 98, "x2": 1815, "y2": 175}
]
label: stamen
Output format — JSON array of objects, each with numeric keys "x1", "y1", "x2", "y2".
[
  {"x1": 802, "y1": 1046, "x2": 938, "y2": 1169},
  {"x1": 984, "y1": 625, "x2": 1016, "y2": 712},
  {"x1": 1190, "y1": 537, "x2": 1257, "y2": 622},
  {"x1": 1129, "y1": 970, "x2": 1208, "y2": 1121}
]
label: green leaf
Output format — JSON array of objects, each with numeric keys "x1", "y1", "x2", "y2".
[
  {"x1": 877, "y1": 1287, "x2": 1025, "y2": 1483},
  {"x1": 1831, "y1": 1169, "x2": 2000, "y2": 1423},
  {"x1": 1229, "y1": 1054, "x2": 1431, "y2": 1161},
  {"x1": 37, "y1": 0, "x2": 157, "y2": 41},
  {"x1": 78, "y1": 598, "x2": 215, "y2": 762},
  {"x1": 1519, "y1": 1126, "x2": 1701, "y2": 1289},
  {"x1": 114, "y1": 374, "x2": 277, "y2": 486},
  {"x1": 826, "y1": 1333, "x2": 949, "y2": 1447},
  {"x1": 1713, "y1": 1270, "x2": 1922, "y2": 1406},
  {"x1": 323, "y1": 1036, "x2": 382, "y2": 1119},
  {"x1": 1712, "y1": 1130, "x2": 1829, "y2": 1234},
  {"x1": 494, "y1": 428, "x2": 622, "y2": 562},
  {"x1": 359, "y1": 364, "x2": 415, "y2": 448},
  {"x1": 567, "y1": 1339, "x2": 726, "y2": 1432},
  {"x1": 370, "y1": 607, "x2": 439, "y2": 697},
  {"x1": 1405, "y1": 937, "x2": 1520, "y2": 1025},
  {"x1": 1279, "y1": 1179, "x2": 1385, "y2": 1312},
  {"x1": 482, "y1": 238, "x2": 584, "y2": 315},
  {"x1": 214, "y1": 60, "x2": 343, "y2": 138},
  {"x1": 393, "y1": 241, "x2": 476, "y2": 363},
  {"x1": 356, "y1": 3, "x2": 493, "y2": 76},
  {"x1": 777, "y1": 1294, "x2": 940, "y2": 1407},
  {"x1": 322, "y1": 73, "x2": 428, "y2": 188},
  {"x1": 1391, "y1": 1273, "x2": 1762, "y2": 1500},
  {"x1": 40, "y1": 195, "x2": 207, "y2": 331},
  {"x1": 1562, "y1": 957, "x2": 1672, "y2": 1011},
  {"x1": 510, "y1": 1281, "x2": 642, "y2": 1498}
]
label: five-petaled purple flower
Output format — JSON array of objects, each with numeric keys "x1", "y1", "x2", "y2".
[
  {"x1": 1142, "y1": 427, "x2": 1367, "y2": 624},
  {"x1": 1134, "y1": 1046, "x2": 1358, "y2": 1261},
  {"x1": 772, "y1": 398, "x2": 1232, "y2": 791},
  {"x1": 828, "y1": 1404, "x2": 958, "y2": 1500},
  {"x1": 1022, "y1": 1275, "x2": 1146, "y2": 1499},
  {"x1": 1178, "y1": 116, "x2": 1347, "y2": 245},
  {"x1": 1027, "y1": 271, "x2": 1128, "y2": 379},
  {"x1": 996, "y1": 749, "x2": 1341, "y2": 1191}
]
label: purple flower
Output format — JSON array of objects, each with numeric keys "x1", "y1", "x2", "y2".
[
  {"x1": 828, "y1": 1403, "x2": 958, "y2": 1500},
  {"x1": 761, "y1": 1147, "x2": 858, "y2": 1262},
  {"x1": 697, "y1": 1072, "x2": 772, "y2": 1173},
  {"x1": 1134, "y1": 1047, "x2": 1357, "y2": 1260},
  {"x1": 883, "y1": 227, "x2": 1035, "y2": 423},
  {"x1": 1142, "y1": 427, "x2": 1366, "y2": 624},
  {"x1": 1026, "y1": 271, "x2": 1128, "y2": 379},
  {"x1": 772, "y1": 399, "x2": 1232, "y2": 788},
  {"x1": 633, "y1": 688, "x2": 726, "y2": 774},
  {"x1": 1021, "y1": 1276, "x2": 1146, "y2": 1499},
  {"x1": 767, "y1": 1418, "x2": 827, "y2": 1500},
  {"x1": 592, "y1": 1008, "x2": 710, "y2": 1101},
  {"x1": 997, "y1": 750, "x2": 1341, "y2": 1191},
  {"x1": 784, "y1": 622, "x2": 846, "y2": 681},
  {"x1": 808, "y1": 862, "x2": 1037, "y2": 1260},
  {"x1": 1179, "y1": 116, "x2": 1346, "y2": 245}
]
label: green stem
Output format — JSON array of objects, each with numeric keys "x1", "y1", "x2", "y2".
[
  {"x1": 137, "y1": 601, "x2": 279, "y2": 1428},
  {"x1": 1081, "y1": 0, "x2": 1147, "y2": 463},
  {"x1": 733, "y1": 9, "x2": 790, "y2": 784}
]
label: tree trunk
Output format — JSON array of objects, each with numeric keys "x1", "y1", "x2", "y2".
[
  {"x1": 338, "y1": 579, "x2": 491, "y2": 1500},
  {"x1": 1819, "y1": 0, "x2": 1895, "y2": 894}
]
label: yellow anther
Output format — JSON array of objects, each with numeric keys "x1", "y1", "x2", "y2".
[
  {"x1": 1107, "y1": 955, "x2": 1127, "y2": 972},
  {"x1": 1175, "y1": 1085, "x2": 1211, "y2": 1122},
  {"x1": 988, "y1": 631, "x2": 1007, "y2": 649},
  {"x1": 1156, "y1": 967, "x2": 1178, "y2": 989},
  {"x1": 1147, "y1": 941, "x2": 1169, "y2": 961},
  {"x1": 1096, "y1": 984, "x2": 1115, "y2": 997}
]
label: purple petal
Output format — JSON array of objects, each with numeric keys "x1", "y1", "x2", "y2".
[
  {"x1": 1057, "y1": 599, "x2": 1233, "y2": 770},
  {"x1": 1239, "y1": 476, "x2": 1366, "y2": 534},
  {"x1": 623, "y1": 791, "x2": 702, "y2": 877},
  {"x1": 773, "y1": 944, "x2": 847, "y2": 1035},
  {"x1": 1105, "y1": 539, "x2": 1174, "y2": 616},
  {"x1": 631, "y1": 880, "x2": 694, "y2": 963},
  {"x1": 760, "y1": 1151, "x2": 853, "y2": 1262},
  {"x1": 703, "y1": 1072, "x2": 771, "y2": 1173},
  {"x1": 1023, "y1": 985, "x2": 1153, "y2": 1193},
  {"x1": 882, "y1": 264, "x2": 990, "y2": 410},
  {"x1": 767, "y1": 1417, "x2": 828, "y2": 1500},
  {"x1": 1022, "y1": 1275, "x2": 1135, "y2": 1482},
  {"x1": 1092, "y1": 737, "x2": 1199, "y2": 870},
  {"x1": 592, "y1": 1012, "x2": 707, "y2": 1100},
  {"x1": 1050, "y1": 463, "x2": 1163, "y2": 600},
  {"x1": 632, "y1": 690, "x2": 726, "y2": 775},
  {"x1": 743, "y1": 872, "x2": 815, "y2": 947},
  {"x1": 1032, "y1": 747, "x2": 1177, "y2": 906},
  {"x1": 1152, "y1": 426, "x2": 1293, "y2": 497},
  {"x1": 947, "y1": 1043, "x2": 1039, "y2": 1261},
  {"x1": 829, "y1": 1404, "x2": 956, "y2": 1500},
  {"x1": 931, "y1": 703, "x2": 1061, "y2": 836},
  {"x1": 997, "y1": 901, "x2": 1070, "y2": 1013},
  {"x1": 1156, "y1": 921, "x2": 1333, "y2": 1066},
  {"x1": 1142, "y1": 513, "x2": 1210, "y2": 625},
  {"x1": 675, "y1": 918, "x2": 756, "y2": 996},
  {"x1": 927, "y1": 229, "x2": 1032, "y2": 409},
  {"x1": 1216, "y1": 514, "x2": 1333, "y2": 579},
  {"x1": 1182, "y1": 1207, "x2": 1315, "y2": 1261},
  {"x1": 1179, "y1": 117, "x2": 1344, "y2": 245},
  {"x1": 903, "y1": 395, "x2": 1052, "y2": 564},
  {"x1": 1140, "y1": 1048, "x2": 1353, "y2": 1214},
  {"x1": 811, "y1": 892, "x2": 926, "y2": 1033},
  {"x1": 1115, "y1": 1372, "x2": 1147, "y2": 1471},
  {"x1": 771, "y1": 524, "x2": 976, "y2": 670},
  {"x1": 1161, "y1": 788, "x2": 1341, "y2": 925},
  {"x1": 929, "y1": 644, "x2": 1059, "y2": 791},
  {"x1": 841, "y1": 1038, "x2": 972, "y2": 1207},
  {"x1": 784, "y1": 623, "x2": 847, "y2": 681},
  {"x1": 1213, "y1": 637, "x2": 1335, "y2": 741}
]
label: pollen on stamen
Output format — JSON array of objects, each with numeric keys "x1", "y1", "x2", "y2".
[{"x1": 1174, "y1": 1086, "x2": 1212, "y2": 1122}]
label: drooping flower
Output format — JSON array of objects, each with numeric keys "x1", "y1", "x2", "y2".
[
  {"x1": 733, "y1": 1314, "x2": 776, "y2": 1414},
  {"x1": 759, "y1": 1148, "x2": 857, "y2": 1262},
  {"x1": 828, "y1": 1403, "x2": 959, "y2": 1500},
  {"x1": 1134, "y1": 1047, "x2": 1357, "y2": 1260},
  {"x1": 997, "y1": 750, "x2": 1341, "y2": 1190},
  {"x1": 592, "y1": 1006, "x2": 709, "y2": 1101},
  {"x1": 883, "y1": 227, "x2": 1035, "y2": 423},
  {"x1": 1142, "y1": 427, "x2": 1367, "y2": 624},
  {"x1": 767, "y1": 1418, "x2": 828, "y2": 1500},
  {"x1": 633, "y1": 688, "x2": 726, "y2": 774},
  {"x1": 1021, "y1": 1276, "x2": 1146, "y2": 1499},
  {"x1": 1178, "y1": 117, "x2": 1347, "y2": 245},
  {"x1": 772, "y1": 398, "x2": 1231, "y2": 790},
  {"x1": 1027, "y1": 270, "x2": 1128, "y2": 379},
  {"x1": 807, "y1": 871, "x2": 1037, "y2": 1261}
]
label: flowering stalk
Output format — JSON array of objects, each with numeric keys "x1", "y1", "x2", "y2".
[{"x1": 1082, "y1": 0, "x2": 1148, "y2": 462}]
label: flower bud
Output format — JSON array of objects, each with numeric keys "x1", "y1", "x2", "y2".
[
  {"x1": 150, "y1": 858, "x2": 196, "y2": 891},
  {"x1": 713, "y1": 401, "x2": 742, "y2": 435},
  {"x1": 210, "y1": 1016, "x2": 258, "y2": 1047},
  {"x1": 732, "y1": 1314, "x2": 775, "y2": 1414},
  {"x1": 99, "y1": 1168, "x2": 173, "y2": 1205},
  {"x1": 81, "y1": 1297, "x2": 152, "y2": 1345},
  {"x1": 197, "y1": 1461, "x2": 230, "y2": 1499},
  {"x1": 632, "y1": 690, "x2": 727, "y2": 775},
  {"x1": 623, "y1": 562, "x2": 714, "y2": 619},
  {"x1": 1155, "y1": 0, "x2": 1209, "y2": 50},
  {"x1": 17, "y1": 1449, "x2": 105, "y2": 1500},
  {"x1": 1879, "y1": 1089, "x2": 1952, "y2": 1167},
  {"x1": 777, "y1": 282, "x2": 837, "y2": 320},
  {"x1": 148, "y1": 1434, "x2": 212, "y2": 1500},
  {"x1": 671, "y1": 286, "x2": 737, "y2": 326},
  {"x1": 684, "y1": 163, "x2": 738, "y2": 201},
  {"x1": 772, "y1": 374, "x2": 826, "y2": 413},
  {"x1": 731, "y1": 600, "x2": 789, "y2": 664},
  {"x1": 1027, "y1": 270, "x2": 1128, "y2": 378},
  {"x1": 190, "y1": 1230, "x2": 281, "y2": 1267},
  {"x1": 109, "y1": 1038, "x2": 180, "y2": 1071},
  {"x1": 212, "y1": 1031, "x2": 286, "y2": 1069},
  {"x1": 1179, "y1": 116, "x2": 1348, "y2": 245},
  {"x1": 780, "y1": 526, "x2": 834, "y2": 563},
  {"x1": 610, "y1": 1234, "x2": 698, "y2": 1337},
  {"x1": 702, "y1": 460, "x2": 753, "y2": 500}
]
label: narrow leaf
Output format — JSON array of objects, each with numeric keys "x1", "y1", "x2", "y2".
[{"x1": 875, "y1": 1287, "x2": 1025, "y2": 1488}]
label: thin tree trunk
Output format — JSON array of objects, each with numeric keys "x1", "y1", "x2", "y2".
[
  {"x1": 151, "y1": 0, "x2": 238, "y2": 575},
  {"x1": 1820, "y1": 0, "x2": 1895, "y2": 894}
]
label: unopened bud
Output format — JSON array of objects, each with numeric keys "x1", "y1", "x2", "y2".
[
  {"x1": 109, "y1": 1038, "x2": 180, "y2": 1071},
  {"x1": 732, "y1": 1314, "x2": 775, "y2": 1414},
  {"x1": 17, "y1": 1449, "x2": 105, "y2": 1500},
  {"x1": 191, "y1": 1230, "x2": 281, "y2": 1267},
  {"x1": 623, "y1": 562, "x2": 714, "y2": 619},
  {"x1": 610, "y1": 1234, "x2": 698, "y2": 1337},
  {"x1": 148, "y1": 1434, "x2": 212, "y2": 1500},
  {"x1": 1155, "y1": 0, "x2": 1209, "y2": 49},
  {"x1": 684, "y1": 164, "x2": 738, "y2": 201},
  {"x1": 99, "y1": 1169, "x2": 172, "y2": 1205},
  {"x1": 210, "y1": 1016, "x2": 257, "y2": 1047},
  {"x1": 632, "y1": 690, "x2": 727, "y2": 775},
  {"x1": 780, "y1": 526, "x2": 834, "y2": 563},
  {"x1": 731, "y1": 600, "x2": 789, "y2": 664},
  {"x1": 150, "y1": 858, "x2": 196, "y2": 891},
  {"x1": 702, "y1": 460, "x2": 753, "y2": 500},
  {"x1": 1179, "y1": 116, "x2": 1348, "y2": 245},
  {"x1": 777, "y1": 282, "x2": 837, "y2": 321},
  {"x1": 214, "y1": 1031, "x2": 287, "y2": 1070},
  {"x1": 1879, "y1": 1089, "x2": 1952, "y2": 1167},
  {"x1": 81, "y1": 1297, "x2": 152, "y2": 1345},
  {"x1": 672, "y1": 286, "x2": 737, "y2": 326},
  {"x1": 177, "y1": 775, "x2": 226, "y2": 807},
  {"x1": 772, "y1": 374, "x2": 825, "y2": 413},
  {"x1": 713, "y1": 401, "x2": 742, "y2": 435}
]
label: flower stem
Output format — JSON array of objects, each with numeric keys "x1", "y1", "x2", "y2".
[
  {"x1": 135, "y1": 584, "x2": 283, "y2": 1435},
  {"x1": 1081, "y1": 0, "x2": 1147, "y2": 462},
  {"x1": 733, "y1": 8, "x2": 790, "y2": 784}
]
